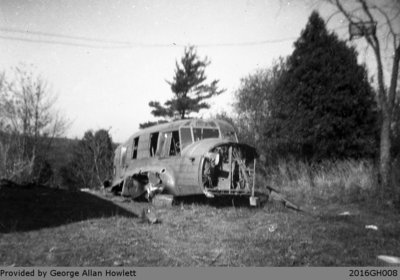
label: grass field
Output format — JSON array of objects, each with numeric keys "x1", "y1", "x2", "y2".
[{"x1": 1, "y1": 161, "x2": 399, "y2": 267}]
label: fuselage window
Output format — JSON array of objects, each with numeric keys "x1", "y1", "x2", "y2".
[
  {"x1": 170, "y1": 130, "x2": 180, "y2": 156},
  {"x1": 132, "y1": 137, "x2": 139, "y2": 159},
  {"x1": 149, "y1": 132, "x2": 159, "y2": 157},
  {"x1": 180, "y1": 127, "x2": 193, "y2": 149},
  {"x1": 158, "y1": 131, "x2": 180, "y2": 157},
  {"x1": 120, "y1": 146, "x2": 127, "y2": 166}
]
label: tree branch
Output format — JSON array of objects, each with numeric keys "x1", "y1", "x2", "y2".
[
  {"x1": 371, "y1": 4, "x2": 398, "y2": 51},
  {"x1": 388, "y1": 45, "x2": 400, "y2": 114},
  {"x1": 358, "y1": 0, "x2": 387, "y2": 109}
]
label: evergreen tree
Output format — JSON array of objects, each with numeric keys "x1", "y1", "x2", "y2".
[
  {"x1": 267, "y1": 11, "x2": 378, "y2": 161},
  {"x1": 147, "y1": 46, "x2": 224, "y2": 121}
]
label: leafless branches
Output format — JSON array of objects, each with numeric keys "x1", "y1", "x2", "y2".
[
  {"x1": 0, "y1": 64, "x2": 69, "y2": 182},
  {"x1": 325, "y1": 0, "x2": 400, "y2": 192}
]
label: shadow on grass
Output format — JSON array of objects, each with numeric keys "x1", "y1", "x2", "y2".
[
  {"x1": 172, "y1": 193, "x2": 271, "y2": 209},
  {"x1": 0, "y1": 185, "x2": 137, "y2": 233}
]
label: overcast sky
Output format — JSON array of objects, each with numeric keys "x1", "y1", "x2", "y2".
[{"x1": 0, "y1": 0, "x2": 360, "y2": 142}]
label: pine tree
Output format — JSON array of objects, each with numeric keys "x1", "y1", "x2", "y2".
[
  {"x1": 267, "y1": 11, "x2": 378, "y2": 161},
  {"x1": 147, "y1": 46, "x2": 224, "y2": 120}
]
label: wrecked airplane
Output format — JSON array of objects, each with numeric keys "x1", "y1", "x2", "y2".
[{"x1": 107, "y1": 119, "x2": 260, "y2": 206}]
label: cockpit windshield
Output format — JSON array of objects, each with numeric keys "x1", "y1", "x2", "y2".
[
  {"x1": 179, "y1": 120, "x2": 238, "y2": 150},
  {"x1": 193, "y1": 128, "x2": 220, "y2": 141}
]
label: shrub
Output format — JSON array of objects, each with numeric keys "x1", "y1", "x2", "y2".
[
  {"x1": 60, "y1": 129, "x2": 114, "y2": 190},
  {"x1": 31, "y1": 156, "x2": 53, "y2": 185}
]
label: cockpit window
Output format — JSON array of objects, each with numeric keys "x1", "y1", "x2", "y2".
[
  {"x1": 218, "y1": 122, "x2": 238, "y2": 142},
  {"x1": 193, "y1": 128, "x2": 202, "y2": 141},
  {"x1": 203, "y1": 128, "x2": 219, "y2": 139},
  {"x1": 193, "y1": 128, "x2": 220, "y2": 141}
]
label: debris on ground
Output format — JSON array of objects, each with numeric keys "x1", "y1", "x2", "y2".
[
  {"x1": 365, "y1": 225, "x2": 378, "y2": 230},
  {"x1": 152, "y1": 195, "x2": 174, "y2": 207},
  {"x1": 377, "y1": 255, "x2": 400, "y2": 265},
  {"x1": 268, "y1": 223, "x2": 278, "y2": 232},
  {"x1": 266, "y1": 186, "x2": 302, "y2": 211},
  {"x1": 141, "y1": 208, "x2": 160, "y2": 224},
  {"x1": 113, "y1": 260, "x2": 123, "y2": 266}
]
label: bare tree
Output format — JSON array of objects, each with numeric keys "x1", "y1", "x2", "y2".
[
  {"x1": 328, "y1": 0, "x2": 400, "y2": 197},
  {"x1": 0, "y1": 64, "x2": 69, "y2": 182}
]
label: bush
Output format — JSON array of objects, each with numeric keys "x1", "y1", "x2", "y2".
[
  {"x1": 31, "y1": 156, "x2": 53, "y2": 185},
  {"x1": 60, "y1": 129, "x2": 114, "y2": 190}
]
